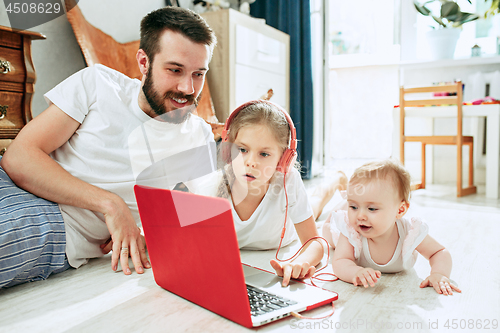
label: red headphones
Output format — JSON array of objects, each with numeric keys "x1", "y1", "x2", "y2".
[{"x1": 220, "y1": 100, "x2": 297, "y2": 174}]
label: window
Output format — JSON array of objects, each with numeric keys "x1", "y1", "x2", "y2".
[
  {"x1": 415, "y1": 0, "x2": 500, "y2": 59},
  {"x1": 328, "y1": 0, "x2": 399, "y2": 67}
]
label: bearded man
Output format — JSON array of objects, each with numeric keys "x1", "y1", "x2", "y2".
[{"x1": 0, "y1": 6, "x2": 217, "y2": 288}]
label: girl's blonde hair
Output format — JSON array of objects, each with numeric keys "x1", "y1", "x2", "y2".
[
  {"x1": 216, "y1": 100, "x2": 295, "y2": 198},
  {"x1": 349, "y1": 159, "x2": 412, "y2": 203},
  {"x1": 224, "y1": 101, "x2": 291, "y2": 151}
]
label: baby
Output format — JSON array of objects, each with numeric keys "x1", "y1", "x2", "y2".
[{"x1": 322, "y1": 159, "x2": 461, "y2": 295}]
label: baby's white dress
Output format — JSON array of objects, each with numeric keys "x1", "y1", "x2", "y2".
[{"x1": 328, "y1": 210, "x2": 429, "y2": 273}]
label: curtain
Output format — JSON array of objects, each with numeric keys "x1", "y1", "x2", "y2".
[{"x1": 250, "y1": 0, "x2": 314, "y2": 179}]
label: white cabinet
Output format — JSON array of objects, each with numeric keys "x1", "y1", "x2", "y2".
[{"x1": 202, "y1": 9, "x2": 290, "y2": 122}]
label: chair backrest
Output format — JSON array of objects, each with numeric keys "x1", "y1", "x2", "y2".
[
  {"x1": 64, "y1": 0, "x2": 142, "y2": 79},
  {"x1": 399, "y1": 81, "x2": 464, "y2": 137}
]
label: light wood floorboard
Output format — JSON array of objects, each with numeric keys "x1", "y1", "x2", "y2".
[{"x1": 1, "y1": 182, "x2": 499, "y2": 333}]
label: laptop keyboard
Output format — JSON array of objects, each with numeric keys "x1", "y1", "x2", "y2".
[{"x1": 246, "y1": 284, "x2": 298, "y2": 317}]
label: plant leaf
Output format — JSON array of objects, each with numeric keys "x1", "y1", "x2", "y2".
[
  {"x1": 458, "y1": 12, "x2": 480, "y2": 25},
  {"x1": 445, "y1": 14, "x2": 461, "y2": 21},
  {"x1": 432, "y1": 15, "x2": 447, "y2": 27},
  {"x1": 441, "y1": 1, "x2": 460, "y2": 18},
  {"x1": 414, "y1": 1, "x2": 431, "y2": 16},
  {"x1": 485, "y1": 0, "x2": 500, "y2": 18}
]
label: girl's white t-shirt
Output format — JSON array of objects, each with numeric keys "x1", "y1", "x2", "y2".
[
  {"x1": 230, "y1": 168, "x2": 314, "y2": 250},
  {"x1": 44, "y1": 65, "x2": 214, "y2": 268}
]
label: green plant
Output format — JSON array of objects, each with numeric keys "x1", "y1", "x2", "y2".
[
  {"x1": 484, "y1": 0, "x2": 499, "y2": 17},
  {"x1": 414, "y1": 0, "x2": 480, "y2": 28}
]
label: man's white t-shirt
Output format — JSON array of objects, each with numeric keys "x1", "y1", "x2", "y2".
[
  {"x1": 230, "y1": 168, "x2": 314, "y2": 250},
  {"x1": 44, "y1": 64, "x2": 214, "y2": 268}
]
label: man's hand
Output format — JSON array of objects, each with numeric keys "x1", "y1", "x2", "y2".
[
  {"x1": 103, "y1": 196, "x2": 150, "y2": 275},
  {"x1": 100, "y1": 234, "x2": 147, "y2": 255}
]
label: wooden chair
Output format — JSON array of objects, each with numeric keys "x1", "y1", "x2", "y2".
[
  {"x1": 399, "y1": 81, "x2": 477, "y2": 197},
  {"x1": 63, "y1": 0, "x2": 224, "y2": 139}
]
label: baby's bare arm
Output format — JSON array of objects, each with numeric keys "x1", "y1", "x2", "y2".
[
  {"x1": 332, "y1": 234, "x2": 368, "y2": 283},
  {"x1": 416, "y1": 235, "x2": 450, "y2": 276},
  {"x1": 417, "y1": 235, "x2": 461, "y2": 295}
]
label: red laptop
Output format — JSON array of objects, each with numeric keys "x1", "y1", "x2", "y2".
[{"x1": 134, "y1": 185, "x2": 338, "y2": 328}]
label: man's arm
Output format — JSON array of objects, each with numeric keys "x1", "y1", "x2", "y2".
[{"x1": 1, "y1": 104, "x2": 149, "y2": 274}]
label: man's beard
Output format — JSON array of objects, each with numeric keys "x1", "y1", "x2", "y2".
[{"x1": 142, "y1": 65, "x2": 199, "y2": 123}]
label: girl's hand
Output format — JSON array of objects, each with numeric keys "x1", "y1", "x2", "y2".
[
  {"x1": 420, "y1": 273, "x2": 461, "y2": 295},
  {"x1": 270, "y1": 259, "x2": 316, "y2": 287},
  {"x1": 353, "y1": 268, "x2": 381, "y2": 288}
]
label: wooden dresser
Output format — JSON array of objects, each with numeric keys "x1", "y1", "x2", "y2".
[
  {"x1": 0, "y1": 26, "x2": 45, "y2": 155},
  {"x1": 201, "y1": 9, "x2": 290, "y2": 122}
]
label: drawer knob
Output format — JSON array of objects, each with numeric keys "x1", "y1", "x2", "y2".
[
  {"x1": 0, "y1": 148, "x2": 6, "y2": 156},
  {"x1": 0, "y1": 105, "x2": 8, "y2": 120},
  {"x1": 0, "y1": 60, "x2": 11, "y2": 74}
]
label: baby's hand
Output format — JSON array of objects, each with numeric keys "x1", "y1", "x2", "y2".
[
  {"x1": 270, "y1": 259, "x2": 316, "y2": 287},
  {"x1": 353, "y1": 268, "x2": 381, "y2": 288},
  {"x1": 420, "y1": 273, "x2": 461, "y2": 295}
]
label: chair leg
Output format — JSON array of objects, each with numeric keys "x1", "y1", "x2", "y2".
[
  {"x1": 457, "y1": 142, "x2": 463, "y2": 197},
  {"x1": 458, "y1": 142, "x2": 477, "y2": 197},
  {"x1": 468, "y1": 142, "x2": 474, "y2": 187},
  {"x1": 421, "y1": 143, "x2": 426, "y2": 189},
  {"x1": 400, "y1": 139, "x2": 405, "y2": 165}
]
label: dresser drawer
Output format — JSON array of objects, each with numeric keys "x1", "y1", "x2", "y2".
[
  {"x1": 0, "y1": 46, "x2": 25, "y2": 85},
  {"x1": 0, "y1": 29, "x2": 22, "y2": 49},
  {"x1": 235, "y1": 64, "x2": 287, "y2": 109},
  {"x1": 0, "y1": 139, "x2": 12, "y2": 156},
  {"x1": 235, "y1": 24, "x2": 287, "y2": 76},
  {"x1": 0, "y1": 91, "x2": 24, "y2": 134}
]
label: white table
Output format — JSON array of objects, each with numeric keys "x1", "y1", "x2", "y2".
[{"x1": 393, "y1": 104, "x2": 500, "y2": 199}]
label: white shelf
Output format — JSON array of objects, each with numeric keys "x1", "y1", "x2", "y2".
[
  {"x1": 329, "y1": 46, "x2": 401, "y2": 69},
  {"x1": 329, "y1": 53, "x2": 500, "y2": 70},
  {"x1": 400, "y1": 55, "x2": 500, "y2": 70}
]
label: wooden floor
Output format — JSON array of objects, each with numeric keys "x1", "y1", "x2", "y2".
[{"x1": 0, "y1": 183, "x2": 499, "y2": 333}]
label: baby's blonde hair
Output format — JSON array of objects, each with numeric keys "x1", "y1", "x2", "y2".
[{"x1": 349, "y1": 159, "x2": 411, "y2": 204}]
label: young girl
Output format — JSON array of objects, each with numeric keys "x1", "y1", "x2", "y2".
[
  {"x1": 322, "y1": 159, "x2": 461, "y2": 295},
  {"x1": 217, "y1": 100, "x2": 345, "y2": 287}
]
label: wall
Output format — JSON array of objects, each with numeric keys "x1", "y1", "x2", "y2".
[
  {"x1": 326, "y1": 0, "x2": 500, "y2": 188},
  {"x1": 0, "y1": 0, "x2": 164, "y2": 117},
  {"x1": 326, "y1": 64, "x2": 399, "y2": 165},
  {"x1": 324, "y1": 0, "x2": 400, "y2": 172}
]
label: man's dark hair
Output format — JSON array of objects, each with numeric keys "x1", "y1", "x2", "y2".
[{"x1": 140, "y1": 6, "x2": 217, "y2": 64}]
